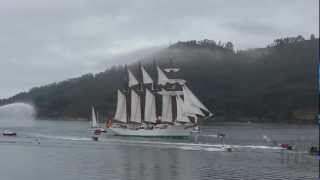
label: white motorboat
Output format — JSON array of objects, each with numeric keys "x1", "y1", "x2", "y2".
[{"x1": 2, "y1": 130, "x2": 17, "y2": 136}]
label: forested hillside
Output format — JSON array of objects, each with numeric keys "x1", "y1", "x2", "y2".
[{"x1": 0, "y1": 35, "x2": 318, "y2": 122}]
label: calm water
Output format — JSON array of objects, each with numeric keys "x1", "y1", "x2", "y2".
[{"x1": 0, "y1": 119, "x2": 318, "y2": 180}]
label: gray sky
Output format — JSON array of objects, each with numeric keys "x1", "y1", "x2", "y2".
[{"x1": 0, "y1": 0, "x2": 318, "y2": 98}]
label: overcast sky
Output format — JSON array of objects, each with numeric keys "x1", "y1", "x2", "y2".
[{"x1": 0, "y1": 0, "x2": 318, "y2": 98}]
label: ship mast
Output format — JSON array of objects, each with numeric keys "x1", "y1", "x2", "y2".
[
  {"x1": 138, "y1": 61, "x2": 144, "y2": 123},
  {"x1": 124, "y1": 64, "x2": 130, "y2": 123},
  {"x1": 113, "y1": 60, "x2": 212, "y2": 125},
  {"x1": 140, "y1": 62, "x2": 156, "y2": 123},
  {"x1": 164, "y1": 59, "x2": 180, "y2": 123}
]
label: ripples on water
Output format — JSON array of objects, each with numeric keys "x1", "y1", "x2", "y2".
[{"x1": 0, "y1": 119, "x2": 318, "y2": 180}]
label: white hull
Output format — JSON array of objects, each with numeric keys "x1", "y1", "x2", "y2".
[
  {"x1": 88, "y1": 127, "x2": 106, "y2": 132},
  {"x1": 109, "y1": 125, "x2": 196, "y2": 137}
]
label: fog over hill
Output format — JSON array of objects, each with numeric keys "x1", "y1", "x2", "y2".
[{"x1": 0, "y1": 35, "x2": 318, "y2": 122}]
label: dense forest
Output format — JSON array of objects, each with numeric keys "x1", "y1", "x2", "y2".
[{"x1": 0, "y1": 35, "x2": 318, "y2": 122}]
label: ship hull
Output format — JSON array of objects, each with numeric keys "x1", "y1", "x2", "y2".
[
  {"x1": 109, "y1": 125, "x2": 196, "y2": 138},
  {"x1": 88, "y1": 127, "x2": 106, "y2": 132}
]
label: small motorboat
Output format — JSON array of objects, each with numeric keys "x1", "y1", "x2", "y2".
[
  {"x1": 2, "y1": 130, "x2": 17, "y2": 136},
  {"x1": 280, "y1": 144, "x2": 294, "y2": 150},
  {"x1": 91, "y1": 136, "x2": 99, "y2": 141},
  {"x1": 88, "y1": 127, "x2": 106, "y2": 133},
  {"x1": 217, "y1": 133, "x2": 226, "y2": 138},
  {"x1": 94, "y1": 129, "x2": 102, "y2": 135},
  {"x1": 309, "y1": 146, "x2": 319, "y2": 155}
]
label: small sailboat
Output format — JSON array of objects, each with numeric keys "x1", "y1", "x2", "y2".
[
  {"x1": 88, "y1": 106, "x2": 106, "y2": 133},
  {"x1": 108, "y1": 62, "x2": 213, "y2": 137}
]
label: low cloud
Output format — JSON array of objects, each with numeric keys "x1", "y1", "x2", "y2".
[{"x1": 0, "y1": 0, "x2": 318, "y2": 98}]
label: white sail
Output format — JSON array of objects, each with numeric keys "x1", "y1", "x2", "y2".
[
  {"x1": 144, "y1": 88, "x2": 157, "y2": 123},
  {"x1": 130, "y1": 90, "x2": 142, "y2": 123},
  {"x1": 178, "y1": 96, "x2": 200, "y2": 123},
  {"x1": 114, "y1": 90, "x2": 127, "y2": 123},
  {"x1": 175, "y1": 96, "x2": 190, "y2": 123},
  {"x1": 183, "y1": 85, "x2": 212, "y2": 115},
  {"x1": 91, "y1": 106, "x2": 98, "y2": 128},
  {"x1": 161, "y1": 94, "x2": 173, "y2": 122},
  {"x1": 157, "y1": 66, "x2": 169, "y2": 85},
  {"x1": 128, "y1": 70, "x2": 139, "y2": 87},
  {"x1": 183, "y1": 88, "x2": 205, "y2": 116},
  {"x1": 141, "y1": 66, "x2": 153, "y2": 84}
]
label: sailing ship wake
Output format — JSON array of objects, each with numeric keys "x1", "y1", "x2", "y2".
[{"x1": 109, "y1": 63, "x2": 213, "y2": 137}]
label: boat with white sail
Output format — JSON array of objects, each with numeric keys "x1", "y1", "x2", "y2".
[
  {"x1": 88, "y1": 106, "x2": 106, "y2": 133},
  {"x1": 109, "y1": 62, "x2": 212, "y2": 137}
]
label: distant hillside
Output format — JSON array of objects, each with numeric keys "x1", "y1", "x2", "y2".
[{"x1": 0, "y1": 35, "x2": 318, "y2": 122}]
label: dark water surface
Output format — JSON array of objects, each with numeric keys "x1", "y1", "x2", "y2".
[{"x1": 0, "y1": 120, "x2": 318, "y2": 180}]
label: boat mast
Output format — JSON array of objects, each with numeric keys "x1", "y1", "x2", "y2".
[
  {"x1": 139, "y1": 61, "x2": 143, "y2": 92},
  {"x1": 169, "y1": 59, "x2": 176, "y2": 123},
  {"x1": 124, "y1": 64, "x2": 130, "y2": 124},
  {"x1": 114, "y1": 58, "x2": 211, "y2": 126},
  {"x1": 152, "y1": 59, "x2": 157, "y2": 91},
  {"x1": 138, "y1": 61, "x2": 145, "y2": 123},
  {"x1": 153, "y1": 60, "x2": 160, "y2": 121},
  {"x1": 167, "y1": 59, "x2": 179, "y2": 123}
]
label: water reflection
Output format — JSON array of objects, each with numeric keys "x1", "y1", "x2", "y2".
[
  {"x1": 0, "y1": 120, "x2": 317, "y2": 180},
  {"x1": 115, "y1": 145, "x2": 196, "y2": 180}
]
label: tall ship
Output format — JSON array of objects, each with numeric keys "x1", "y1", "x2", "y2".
[{"x1": 109, "y1": 62, "x2": 213, "y2": 137}]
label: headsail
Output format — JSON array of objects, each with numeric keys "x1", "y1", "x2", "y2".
[
  {"x1": 91, "y1": 106, "x2": 98, "y2": 128},
  {"x1": 130, "y1": 90, "x2": 142, "y2": 123},
  {"x1": 183, "y1": 85, "x2": 212, "y2": 116},
  {"x1": 141, "y1": 66, "x2": 153, "y2": 84},
  {"x1": 161, "y1": 94, "x2": 173, "y2": 123},
  {"x1": 128, "y1": 70, "x2": 139, "y2": 87},
  {"x1": 144, "y1": 88, "x2": 157, "y2": 123},
  {"x1": 183, "y1": 92, "x2": 205, "y2": 116},
  {"x1": 157, "y1": 66, "x2": 169, "y2": 85},
  {"x1": 114, "y1": 90, "x2": 127, "y2": 123}
]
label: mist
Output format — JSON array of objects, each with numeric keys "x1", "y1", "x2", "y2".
[
  {"x1": 0, "y1": 103, "x2": 35, "y2": 127},
  {"x1": 0, "y1": 0, "x2": 318, "y2": 99}
]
